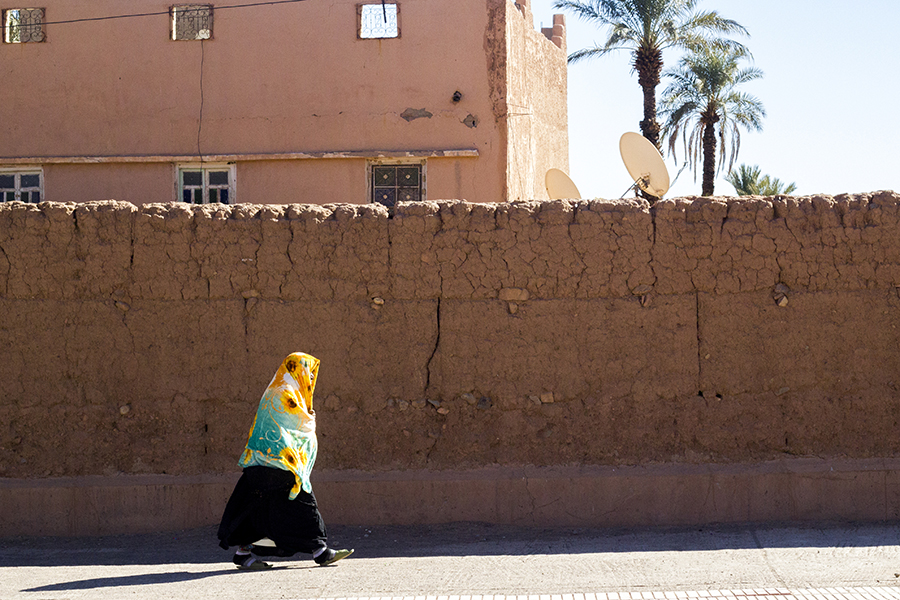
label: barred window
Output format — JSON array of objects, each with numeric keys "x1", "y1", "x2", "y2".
[
  {"x1": 371, "y1": 163, "x2": 421, "y2": 208},
  {"x1": 3, "y1": 8, "x2": 46, "y2": 43},
  {"x1": 0, "y1": 170, "x2": 42, "y2": 203},
  {"x1": 178, "y1": 165, "x2": 234, "y2": 204},
  {"x1": 171, "y1": 5, "x2": 212, "y2": 40},
  {"x1": 358, "y1": 3, "x2": 399, "y2": 39}
]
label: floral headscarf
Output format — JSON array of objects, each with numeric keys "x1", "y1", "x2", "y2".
[{"x1": 239, "y1": 352, "x2": 320, "y2": 499}]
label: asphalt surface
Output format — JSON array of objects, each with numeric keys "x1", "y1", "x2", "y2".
[{"x1": 3, "y1": 521, "x2": 900, "y2": 599}]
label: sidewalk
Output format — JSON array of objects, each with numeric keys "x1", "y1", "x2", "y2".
[{"x1": 3, "y1": 521, "x2": 900, "y2": 600}]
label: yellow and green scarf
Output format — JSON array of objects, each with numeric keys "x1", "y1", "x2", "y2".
[{"x1": 239, "y1": 352, "x2": 320, "y2": 499}]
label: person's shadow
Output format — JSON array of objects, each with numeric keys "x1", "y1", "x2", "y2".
[{"x1": 23, "y1": 565, "x2": 302, "y2": 592}]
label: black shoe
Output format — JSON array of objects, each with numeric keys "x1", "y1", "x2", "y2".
[{"x1": 233, "y1": 553, "x2": 272, "y2": 570}]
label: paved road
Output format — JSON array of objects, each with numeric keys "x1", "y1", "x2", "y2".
[{"x1": 2, "y1": 521, "x2": 900, "y2": 599}]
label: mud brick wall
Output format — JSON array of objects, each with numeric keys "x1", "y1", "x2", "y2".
[{"x1": 2, "y1": 192, "x2": 899, "y2": 480}]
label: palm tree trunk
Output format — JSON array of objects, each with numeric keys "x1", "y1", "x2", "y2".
[
  {"x1": 701, "y1": 114, "x2": 719, "y2": 196},
  {"x1": 634, "y1": 46, "x2": 662, "y2": 149},
  {"x1": 634, "y1": 45, "x2": 663, "y2": 203}
]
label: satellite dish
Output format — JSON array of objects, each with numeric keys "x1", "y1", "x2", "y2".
[
  {"x1": 545, "y1": 168, "x2": 581, "y2": 200},
  {"x1": 619, "y1": 132, "x2": 670, "y2": 198}
]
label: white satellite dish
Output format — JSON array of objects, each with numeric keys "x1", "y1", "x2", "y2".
[
  {"x1": 619, "y1": 132, "x2": 670, "y2": 198},
  {"x1": 545, "y1": 168, "x2": 581, "y2": 200}
]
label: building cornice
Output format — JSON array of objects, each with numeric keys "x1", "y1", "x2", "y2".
[{"x1": 0, "y1": 149, "x2": 480, "y2": 165}]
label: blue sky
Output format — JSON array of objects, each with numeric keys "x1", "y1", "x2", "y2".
[{"x1": 528, "y1": 0, "x2": 900, "y2": 199}]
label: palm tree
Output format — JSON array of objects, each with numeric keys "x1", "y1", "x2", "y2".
[
  {"x1": 553, "y1": 0, "x2": 748, "y2": 149},
  {"x1": 725, "y1": 164, "x2": 797, "y2": 196},
  {"x1": 659, "y1": 45, "x2": 765, "y2": 196}
]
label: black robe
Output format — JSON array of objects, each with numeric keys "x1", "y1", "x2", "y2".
[{"x1": 217, "y1": 466, "x2": 327, "y2": 557}]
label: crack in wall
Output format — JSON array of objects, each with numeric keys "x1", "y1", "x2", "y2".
[
  {"x1": 425, "y1": 296, "x2": 441, "y2": 394},
  {"x1": 423, "y1": 428, "x2": 442, "y2": 464},
  {"x1": 695, "y1": 290, "x2": 702, "y2": 393},
  {"x1": 566, "y1": 216, "x2": 589, "y2": 297},
  {"x1": 384, "y1": 218, "x2": 393, "y2": 299},
  {"x1": 128, "y1": 210, "x2": 136, "y2": 272},
  {"x1": 0, "y1": 244, "x2": 9, "y2": 296},
  {"x1": 719, "y1": 206, "x2": 730, "y2": 237},
  {"x1": 523, "y1": 474, "x2": 538, "y2": 525},
  {"x1": 284, "y1": 217, "x2": 298, "y2": 298}
]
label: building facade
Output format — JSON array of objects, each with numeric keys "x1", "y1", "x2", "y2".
[{"x1": 0, "y1": 0, "x2": 568, "y2": 206}]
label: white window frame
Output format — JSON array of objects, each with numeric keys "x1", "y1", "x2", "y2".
[
  {"x1": 0, "y1": 166, "x2": 43, "y2": 203},
  {"x1": 171, "y1": 4, "x2": 212, "y2": 41},
  {"x1": 357, "y1": 2, "x2": 399, "y2": 39},
  {"x1": 368, "y1": 159, "x2": 425, "y2": 207},
  {"x1": 176, "y1": 163, "x2": 235, "y2": 204}
]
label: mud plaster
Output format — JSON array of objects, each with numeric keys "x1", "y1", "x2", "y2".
[{"x1": 1, "y1": 192, "x2": 900, "y2": 479}]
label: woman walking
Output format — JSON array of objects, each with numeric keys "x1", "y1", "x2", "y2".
[{"x1": 217, "y1": 352, "x2": 353, "y2": 570}]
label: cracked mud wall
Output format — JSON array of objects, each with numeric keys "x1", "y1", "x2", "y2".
[{"x1": 2, "y1": 192, "x2": 900, "y2": 480}]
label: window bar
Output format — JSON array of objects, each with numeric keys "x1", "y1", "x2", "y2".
[{"x1": 3, "y1": 8, "x2": 45, "y2": 44}]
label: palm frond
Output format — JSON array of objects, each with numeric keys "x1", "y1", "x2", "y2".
[
  {"x1": 568, "y1": 45, "x2": 614, "y2": 63},
  {"x1": 726, "y1": 164, "x2": 796, "y2": 195},
  {"x1": 732, "y1": 66, "x2": 764, "y2": 85},
  {"x1": 658, "y1": 44, "x2": 765, "y2": 194},
  {"x1": 552, "y1": 0, "x2": 604, "y2": 22},
  {"x1": 606, "y1": 23, "x2": 640, "y2": 49},
  {"x1": 681, "y1": 11, "x2": 748, "y2": 37}
]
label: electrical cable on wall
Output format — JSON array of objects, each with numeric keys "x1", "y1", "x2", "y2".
[{"x1": 197, "y1": 39, "x2": 206, "y2": 163}]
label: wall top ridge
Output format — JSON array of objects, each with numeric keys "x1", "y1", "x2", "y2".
[
  {"x1": 2, "y1": 193, "x2": 898, "y2": 228},
  {"x1": 2, "y1": 191, "x2": 898, "y2": 220},
  {"x1": 1, "y1": 191, "x2": 898, "y2": 303}
]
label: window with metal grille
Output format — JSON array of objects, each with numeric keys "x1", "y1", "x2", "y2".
[
  {"x1": 3, "y1": 8, "x2": 45, "y2": 43},
  {"x1": 171, "y1": 5, "x2": 212, "y2": 40},
  {"x1": 371, "y1": 164, "x2": 421, "y2": 208},
  {"x1": 0, "y1": 170, "x2": 42, "y2": 203},
  {"x1": 178, "y1": 165, "x2": 233, "y2": 204},
  {"x1": 358, "y1": 3, "x2": 399, "y2": 39}
]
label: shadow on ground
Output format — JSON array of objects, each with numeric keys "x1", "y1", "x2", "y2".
[
  {"x1": 3, "y1": 521, "x2": 900, "y2": 568},
  {"x1": 21, "y1": 568, "x2": 245, "y2": 593}
]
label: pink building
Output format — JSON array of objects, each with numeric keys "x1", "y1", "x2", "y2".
[{"x1": 0, "y1": 0, "x2": 568, "y2": 206}]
